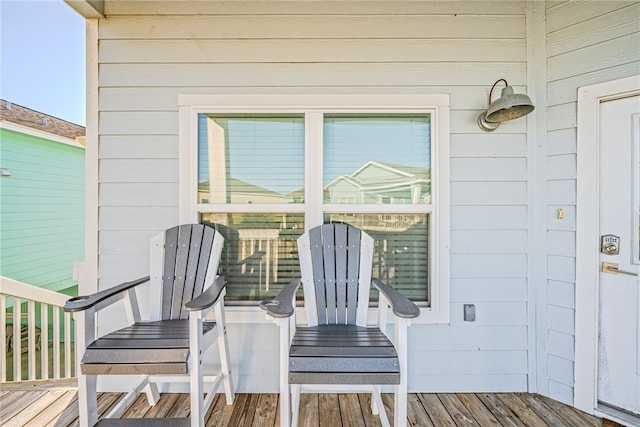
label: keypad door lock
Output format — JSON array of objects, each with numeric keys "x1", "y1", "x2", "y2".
[{"x1": 601, "y1": 234, "x2": 620, "y2": 255}]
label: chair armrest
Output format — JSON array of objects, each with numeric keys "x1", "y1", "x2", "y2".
[
  {"x1": 184, "y1": 275, "x2": 226, "y2": 311},
  {"x1": 63, "y1": 276, "x2": 150, "y2": 313},
  {"x1": 372, "y1": 278, "x2": 420, "y2": 319},
  {"x1": 259, "y1": 279, "x2": 301, "y2": 318}
]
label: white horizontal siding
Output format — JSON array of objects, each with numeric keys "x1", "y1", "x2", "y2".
[
  {"x1": 548, "y1": 330, "x2": 574, "y2": 361},
  {"x1": 451, "y1": 182, "x2": 528, "y2": 205},
  {"x1": 547, "y1": 33, "x2": 640, "y2": 82},
  {"x1": 451, "y1": 206, "x2": 528, "y2": 230},
  {"x1": 450, "y1": 134, "x2": 527, "y2": 157},
  {"x1": 451, "y1": 230, "x2": 527, "y2": 254},
  {"x1": 543, "y1": 0, "x2": 640, "y2": 403},
  {"x1": 99, "y1": 135, "x2": 177, "y2": 158},
  {"x1": 99, "y1": 183, "x2": 178, "y2": 206},
  {"x1": 450, "y1": 278, "x2": 527, "y2": 302},
  {"x1": 545, "y1": 1, "x2": 637, "y2": 33},
  {"x1": 100, "y1": 86, "x2": 518, "y2": 112},
  {"x1": 411, "y1": 325, "x2": 528, "y2": 351},
  {"x1": 94, "y1": 2, "x2": 535, "y2": 394},
  {"x1": 99, "y1": 63, "x2": 527, "y2": 88},
  {"x1": 98, "y1": 14, "x2": 525, "y2": 39},
  {"x1": 450, "y1": 158, "x2": 527, "y2": 182},
  {"x1": 547, "y1": 280, "x2": 575, "y2": 309},
  {"x1": 99, "y1": 39, "x2": 526, "y2": 64},
  {"x1": 106, "y1": 1, "x2": 526, "y2": 16},
  {"x1": 547, "y1": 3, "x2": 640, "y2": 57}
]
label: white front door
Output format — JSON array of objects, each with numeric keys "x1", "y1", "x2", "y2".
[{"x1": 597, "y1": 94, "x2": 640, "y2": 421}]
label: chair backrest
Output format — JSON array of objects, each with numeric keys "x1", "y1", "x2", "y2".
[
  {"x1": 149, "y1": 224, "x2": 224, "y2": 321},
  {"x1": 298, "y1": 223, "x2": 374, "y2": 327}
]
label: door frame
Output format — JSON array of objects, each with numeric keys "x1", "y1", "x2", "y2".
[{"x1": 575, "y1": 74, "x2": 640, "y2": 416}]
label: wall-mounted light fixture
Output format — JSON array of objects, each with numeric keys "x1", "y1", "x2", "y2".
[{"x1": 477, "y1": 79, "x2": 535, "y2": 132}]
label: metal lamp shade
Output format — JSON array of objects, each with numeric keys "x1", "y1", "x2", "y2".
[
  {"x1": 485, "y1": 86, "x2": 535, "y2": 122},
  {"x1": 477, "y1": 82, "x2": 535, "y2": 132}
]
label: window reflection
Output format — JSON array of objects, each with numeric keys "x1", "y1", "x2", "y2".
[
  {"x1": 198, "y1": 115, "x2": 305, "y2": 204},
  {"x1": 202, "y1": 213, "x2": 304, "y2": 301},
  {"x1": 325, "y1": 213, "x2": 429, "y2": 302},
  {"x1": 324, "y1": 115, "x2": 431, "y2": 205}
]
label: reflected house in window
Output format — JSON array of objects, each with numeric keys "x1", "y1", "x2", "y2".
[
  {"x1": 327, "y1": 161, "x2": 430, "y2": 230},
  {"x1": 198, "y1": 177, "x2": 284, "y2": 204},
  {"x1": 327, "y1": 161, "x2": 431, "y2": 205}
]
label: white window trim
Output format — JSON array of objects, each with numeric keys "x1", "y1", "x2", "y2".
[{"x1": 178, "y1": 94, "x2": 450, "y2": 324}]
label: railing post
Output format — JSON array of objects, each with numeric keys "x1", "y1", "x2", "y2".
[
  {"x1": 13, "y1": 297, "x2": 21, "y2": 381},
  {"x1": 41, "y1": 303, "x2": 49, "y2": 379},
  {"x1": 1, "y1": 277, "x2": 74, "y2": 383},
  {"x1": 1, "y1": 295, "x2": 6, "y2": 382},
  {"x1": 28, "y1": 300, "x2": 36, "y2": 380}
]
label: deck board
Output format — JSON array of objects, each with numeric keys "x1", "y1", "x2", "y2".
[{"x1": 0, "y1": 381, "x2": 610, "y2": 426}]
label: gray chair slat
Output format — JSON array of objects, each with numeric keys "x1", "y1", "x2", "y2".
[
  {"x1": 96, "y1": 418, "x2": 190, "y2": 427},
  {"x1": 291, "y1": 338, "x2": 393, "y2": 346},
  {"x1": 82, "y1": 319, "x2": 217, "y2": 375},
  {"x1": 322, "y1": 224, "x2": 337, "y2": 324},
  {"x1": 187, "y1": 225, "x2": 215, "y2": 319},
  {"x1": 88, "y1": 340, "x2": 189, "y2": 349},
  {"x1": 85, "y1": 320, "x2": 216, "y2": 348},
  {"x1": 291, "y1": 327, "x2": 394, "y2": 346},
  {"x1": 82, "y1": 362, "x2": 189, "y2": 376},
  {"x1": 309, "y1": 226, "x2": 327, "y2": 325},
  {"x1": 161, "y1": 226, "x2": 180, "y2": 319},
  {"x1": 346, "y1": 226, "x2": 361, "y2": 324},
  {"x1": 82, "y1": 348, "x2": 188, "y2": 364},
  {"x1": 334, "y1": 226, "x2": 348, "y2": 324},
  {"x1": 289, "y1": 324, "x2": 400, "y2": 384},
  {"x1": 180, "y1": 224, "x2": 204, "y2": 319},
  {"x1": 289, "y1": 356, "x2": 399, "y2": 373},
  {"x1": 171, "y1": 226, "x2": 192, "y2": 319},
  {"x1": 292, "y1": 333, "x2": 395, "y2": 348},
  {"x1": 290, "y1": 346, "x2": 396, "y2": 357},
  {"x1": 289, "y1": 372, "x2": 400, "y2": 385}
]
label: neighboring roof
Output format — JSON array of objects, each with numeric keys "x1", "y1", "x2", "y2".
[
  {"x1": 0, "y1": 99, "x2": 85, "y2": 140},
  {"x1": 199, "y1": 177, "x2": 283, "y2": 197},
  {"x1": 327, "y1": 161, "x2": 429, "y2": 189}
]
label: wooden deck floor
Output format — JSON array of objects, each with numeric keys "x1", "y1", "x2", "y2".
[{"x1": 0, "y1": 380, "x2": 610, "y2": 426}]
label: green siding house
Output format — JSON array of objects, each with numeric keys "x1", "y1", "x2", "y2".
[{"x1": 0, "y1": 100, "x2": 85, "y2": 296}]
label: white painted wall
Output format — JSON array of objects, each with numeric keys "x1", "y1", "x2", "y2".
[
  {"x1": 82, "y1": 0, "x2": 640, "y2": 395},
  {"x1": 543, "y1": 0, "x2": 640, "y2": 405}
]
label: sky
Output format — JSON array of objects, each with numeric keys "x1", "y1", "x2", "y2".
[{"x1": 1, "y1": 0, "x2": 86, "y2": 126}]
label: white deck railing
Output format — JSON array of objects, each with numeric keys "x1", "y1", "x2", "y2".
[{"x1": 0, "y1": 276, "x2": 74, "y2": 382}]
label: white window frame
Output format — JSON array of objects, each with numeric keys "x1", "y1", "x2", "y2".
[{"x1": 178, "y1": 94, "x2": 450, "y2": 324}]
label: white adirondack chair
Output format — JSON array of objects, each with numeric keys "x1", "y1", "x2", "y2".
[
  {"x1": 64, "y1": 224, "x2": 235, "y2": 426},
  {"x1": 261, "y1": 223, "x2": 420, "y2": 427}
]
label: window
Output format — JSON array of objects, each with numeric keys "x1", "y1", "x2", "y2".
[{"x1": 179, "y1": 95, "x2": 450, "y2": 321}]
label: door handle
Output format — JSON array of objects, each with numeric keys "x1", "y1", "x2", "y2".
[{"x1": 602, "y1": 262, "x2": 638, "y2": 276}]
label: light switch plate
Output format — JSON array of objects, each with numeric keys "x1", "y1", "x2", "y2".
[{"x1": 463, "y1": 304, "x2": 475, "y2": 321}]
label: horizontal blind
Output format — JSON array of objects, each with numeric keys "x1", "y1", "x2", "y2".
[
  {"x1": 325, "y1": 213, "x2": 429, "y2": 302},
  {"x1": 323, "y1": 114, "x2": 431, "y2": 205},
  {"x1": 198, "y1": 114, "x2": 305, "y2": 204},
  {"x1": 202, "y1": 213, "x2": 304, "y2": 302}
]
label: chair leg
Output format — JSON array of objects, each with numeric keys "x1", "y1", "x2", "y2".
[
  {"x1": 394, "y1": 318, "x2": 410, "y2": 427},
  {"x1": 78, "y1": 372, "x2": 98, "y2": 426},
  {"x1": 394, "y1": 384, "x2": 407, "y2": 427},
  {"x1": 190, "y1": 313, "x2": 204, "y2": 427},
  {"x1": 143, "y1": 381, "x2": 160, "y2": 406},
  {"x1": 215, "y1": 301, "x2": 235, "y2": 404},
  {"x1": 371, "y1": 386, "x2": 391, "y2": 427},
  {"x1": 277, "y1": 317, "x2": 291, "y2": 427},
  {"x1": 291, "y1": 384, "x2": 301, "y2": 427},
  {"x1": 371, "y1": 385, "x2": 380, "y2": 415}
]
